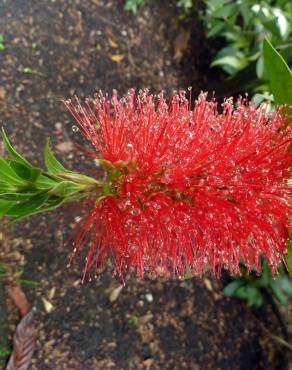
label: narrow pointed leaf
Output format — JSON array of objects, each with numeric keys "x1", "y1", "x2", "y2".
[
  {"x1": 1, "y1": 128, "x2": 32, "y2": 167},
  {"x1": 269, "y1": 280, "x2": 287, "y2": 305},
  {"x1": 9, "y1": 197, "x2": 69, "y2": 222},
  {"x1": 7, "y1": 193, "x2": 50, "y2": 218},
  {"x1": 10, "y1": 197, "x2": 68, "y2": 222},
  {"x1": 9, "y1": 161, "x2": 42, "y2": 183},
  {"x1": 0, "y1": 158, "x2": 26, "y2": 185},
  {"x1": 263, "y1": 38, "x2": 292, "y2": 105},
  {"x1": 9, "y1": 161, "x2": 31, "y2": 180},
  {"x1": 0, "y1": 192, "x2": 38, "y2": 201},
  {"x1": 44, "y1": 139, "x2": 67, "y2": 174}
]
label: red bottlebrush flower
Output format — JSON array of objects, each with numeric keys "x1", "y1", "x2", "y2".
[{"x1": 65, "y1": 90, "x2": 291, "y2": 280}]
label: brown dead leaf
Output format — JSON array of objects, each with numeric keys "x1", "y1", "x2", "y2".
[
  {"x1": 6, "y1": 310, "x2": 36, "y2": 370},
  {"x1": 203, "y1": 278, "x2": 213, "y2": 292},
  {"x1": 41, "y1": 297, "x2": 54, "y2": 313},
  {"x1": 7, "y1": 285, "x2": 30, "y2": 316},
  {"x1": 110, "y1": 54, "x2": 124, "y2": 63},
  {"x1": 56, "y1": 141, "x2": 74, "y2": 153},
  {"x1": 108, "y1": 37, "x2": 119, "y2": 48},
  {"x1": 48, "y1": 287, "x2": 56, "y2": 300},
  {"x1": 139, "y1": 313, "x2": 153, "y2": 325},
  {"x1": 0, "y1": 140, "x2": 4, "y2": 156},
  {"x1": 142, "y1": 358, "x2": 154, "y2": 369},
  {"x1": 173, "y1": 29, "x2": 191, "y2": 61},
  {"x1": 105, "y1": 27, "x2": 119, "y2": 48},
  {"x1": 0, "y1": 86, "x2": 6, "y2": 99},
  {"x1": 108, "y1": 284, "x2": 123, "y2": 303}
]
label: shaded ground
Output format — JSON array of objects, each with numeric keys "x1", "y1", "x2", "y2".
[{"x1": 0, "y1": 0, "x2": 290, "y2": 369}]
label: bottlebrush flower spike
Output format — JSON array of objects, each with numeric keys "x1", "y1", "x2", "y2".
[{"x1": 65, "y1": 89, "x2": 291, "y2": 280}]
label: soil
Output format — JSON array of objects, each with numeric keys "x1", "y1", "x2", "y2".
[{"x1": 0, "y1": 0, "x2": 290, "y2": 369}]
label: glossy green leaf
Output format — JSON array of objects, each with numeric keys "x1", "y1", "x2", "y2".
[
  {"x1": 223, "y1": 279, "x2": 245, "y2": 296},
  {"x1": 263, "y1": 38, "x2": 292, "y2": 105},
  {"x1": 1, "y1": 128, "x2": 32, "y2": 167},
  {"x1": 44, "y1": 139, "x2": 67, "y2": 174},
  {"x1": 211, "y1": 47, "x2": 248, "y2": 74}
]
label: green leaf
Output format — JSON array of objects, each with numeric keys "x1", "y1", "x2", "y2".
[
  {"x1": 26, "y1": 197, "x2": 67, "y2": 217},
  {"x1": 8, "y1": 196, "x2": 68, "y2": 222},
  {"x1": 9, "y1": 161, "x2": 32, "y2": 180},
  {"x1": 44, "y1": 139, "x2": 67, "y2": 174},
  {"x1": 279, "y1": 277, "x2": 292, "y2": 297},
  {"x1": 263, "y1": 38, "x2": 292, "y2": 105},
  {"x1": 223, "y1": 279, "x2": 245, "y2": 296},
  {"x1": 211, "y1": 47, "x2": 248, "y2": 74},
  {"x1": 207, "y1": 22, "x2": 225, "y2": 37},
  {"x1": 9, "y1": 161, "x2": 42, "y2": 183},
  {"x1": 285, "y1": 239, "x2": 292, "y2": 273},
  {"x1": 212, "y1": 3, "x2": 238, "y2": 18},
  {"x1": 0, "y1": 199, "x2": 14, "y2": 216},
  {"x1": 246, "y1": 285, "x2": 263, "y2": 307},
  {"x1": 7, "y1": 193, "x2": 50, "y2": 218},
  {"x1": 18, "y1": 279, "x2": 40, "y2": 287},
  {"x1": 234, "y1": 285, "x2": 263, "y2": 307},
  {"x1": 0, "y1": 346, "x2": 11, "y2": 357},
  {"x1": 0, "y1": 192, "x2": 39, "y2": 201},
  {"x1": 269, "y1": 280, "x2": 287, "y2": 305},
  {"x1": 35, "y1": 174, "x2": 59, "y2": 190},
  {"x1": 29, "y1": 168, "x2": 42, "y2": 182},
  {"x1": 211, "y1": 55, "x2": 248, "y2": 71},
  {"x1": 1, "y1": 128, "x2": 32, "y2": 167},
  {"x1": 124, "y1": 0, "x2": 145, "y2": 13},
  {"x1": 49, "y1": 181, "x2": 83, "y2": 197},
  {"x1": 0, "y1": 181, "x2": 17, "y2": 193},
  {"x1": 0, "y1": 158, "x2": 26, "y2": 185}
]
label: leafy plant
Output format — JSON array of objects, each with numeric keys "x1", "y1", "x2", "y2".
[
  {"x1": 124, "y1": 0, "x2": 145, "y2": 13},
  {"x1": 177, "y1": 0, "x2": 193, "y2": 12},
  {"x1": 252, "y1": 38, "x2": 292, "y2": 113},
  {"x1": 263, "y1": 37, "x2": 292, "y2": 105},
  {"x1": 224, "y1": 259, "x2": 292, "y2": 307},
  {"x1": 202, "y1": 0, "x2": 292, "y2": 80},
  {"x1": 124, "y1": 0, "x2": 194, "y2": 14}
]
